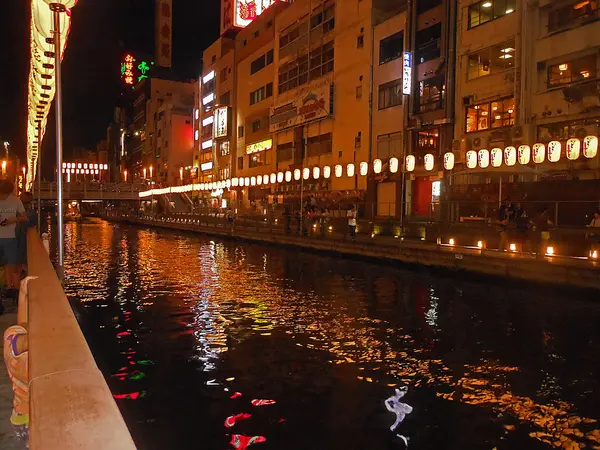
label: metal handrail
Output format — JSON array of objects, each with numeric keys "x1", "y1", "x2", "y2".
[{"x1": 26, "y1": 229, "x2": 137, "y2": 450}]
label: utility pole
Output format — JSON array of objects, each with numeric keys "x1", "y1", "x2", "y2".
[{"x1": 50, "y1": 2, "x2": 66, "y2": 280}]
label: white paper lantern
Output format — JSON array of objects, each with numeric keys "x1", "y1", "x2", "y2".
[
  {"x1": 466, "y1": 150, "x2": 477, "y2": 169},
  {"x1": 566, "y1": 138, "x2": 580, "y2": 160},
  {"x1": 359, "y1": 161, "x2": 368, "y2": 176},
  {"x1": 443, "y1": 152, "x2": 454, "y2": 170},
  {"x1": 491, "y1": 148, "x2": 502, "y2": 167},
  {"x1": 347, "y1": 163, "x2": 355, "y2": 177},
  {"x1": 478, "y1": 149, "x2": 489, "y2": 168},
  {"x1": 518, "y1": 145, "x2": 531, "y2": 165},
  {"x1": 504, "y1": 146, "x2": 516, "y2": 166},
  {"x1": 584, "y1": 136, "x2": 598, "y2": 158},
  {"x1": 373, "y1": 159, "x2": 382, "y2": 174}
]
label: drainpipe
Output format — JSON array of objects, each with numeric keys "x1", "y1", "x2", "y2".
[
  {"x1": 400, "y1": 0, "x2": 414, "y2": 227},
  {"x1": 445, "y1": 0, "x2": 457, "y2": 222}
]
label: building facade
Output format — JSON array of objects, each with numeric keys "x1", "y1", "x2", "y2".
[{"x1": 183, "y1": 0, "x2": 600, "y2": 217}]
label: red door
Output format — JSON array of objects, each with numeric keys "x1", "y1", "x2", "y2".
[{"x1": 413, "y1": 177, "x2": 432, "y2": 217}]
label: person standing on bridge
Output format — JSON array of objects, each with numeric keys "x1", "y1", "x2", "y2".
[{"x1": 0, "y1": 180, "x2": 27, "y2": 314}]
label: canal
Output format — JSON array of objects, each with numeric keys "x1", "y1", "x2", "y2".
[{"x1": 62, "y1": 219, "x2": 600, "y2": 450}]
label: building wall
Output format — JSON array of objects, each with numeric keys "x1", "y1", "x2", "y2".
[
  {"x1": 197, "y1": 37, "x2": 236, "y2": 184},
  {"x1": 454, "y1": 0, "x2": 523, "y2": 157},
  {"x1": 372, "y1": 13, "x2": 407, "y2": 155}
]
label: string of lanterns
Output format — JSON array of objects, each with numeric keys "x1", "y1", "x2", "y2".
[
  {"x1": 26, "y1": 0, "x2": 78, "y2": 189},
  {"x1": 138, "y1": 135, "x2": 599, "y2": 198}
]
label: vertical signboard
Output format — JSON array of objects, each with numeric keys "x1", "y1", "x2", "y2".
[
  {"x1": 213, "y1": 107, "x2": 229, "y2": 138},
  {"x1": 155, "y1": 0, "x2": 172, "y2": 68},
  {"x1": 402, "y1": 52, "x2": 412, "y2": 95}
]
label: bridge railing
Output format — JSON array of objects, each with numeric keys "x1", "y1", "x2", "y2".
[
  {"x1": 35, "y1": 181, "x2": 146, "y2": 193},
  {"x1": 25, "y1": 229, "x2": 137, "y2": 449}
]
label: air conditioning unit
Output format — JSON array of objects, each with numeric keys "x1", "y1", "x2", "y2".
[
  {"x1": 452, "y1": 138, "x2": 471, "y2": 162},
  {"x1": 472, "y1": 136, "x2": 487, "y2": 149},
  {"x1": 576, "y1": 127, "x2": 588, "y2": 139}
]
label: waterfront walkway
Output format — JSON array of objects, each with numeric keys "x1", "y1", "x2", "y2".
[{"x1": 109, "y1": 213, "x2": 600, "y2": 290}]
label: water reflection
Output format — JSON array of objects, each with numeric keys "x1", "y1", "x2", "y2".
[{"x1": 62, "y1": 220, "x2": 600, "y2": 450}]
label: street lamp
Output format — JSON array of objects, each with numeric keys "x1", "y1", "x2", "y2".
[
  {"x1": 3, "y1": 141, "x2": 9, "y2": 160},
  {"x1": 180, "y1": 167, "x2": 183, "y2": 183},
  {"x1": 149, "y1": 165, "x2": 153, "y2": 179},
  {"x1": 143, "y1": 167, "x2": 147, "y2": 179},
  {"x1": 124, "y1": 169, "x2": 128, "y2": 182},
  {"x1": 2, "y1": 160, "x2": 7, "y2": 175}
]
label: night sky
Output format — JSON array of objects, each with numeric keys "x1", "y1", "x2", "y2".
[{"x1": 0, "y1": 0, "x2": 220, "y2": 172}]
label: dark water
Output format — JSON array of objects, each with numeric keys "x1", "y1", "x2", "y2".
[{"x1": 62, "y1": 219, "x2": 600, "y2": 450}]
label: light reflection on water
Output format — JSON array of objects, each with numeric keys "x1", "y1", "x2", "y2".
[{"x1": 62, "y1": 220, "x2": 600, "y2": 450}]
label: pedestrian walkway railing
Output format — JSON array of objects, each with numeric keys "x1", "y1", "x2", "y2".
[
  {"x1": 24, "y1": 229, "x2": 137, "y2": 450},
  {"x1": 107, "y1": 210, "x2": 600, "y2": 262}
]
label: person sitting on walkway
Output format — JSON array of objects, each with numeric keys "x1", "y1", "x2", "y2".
[{"x1": 0, "y1": 181, "x2": 26, "y2": 314}]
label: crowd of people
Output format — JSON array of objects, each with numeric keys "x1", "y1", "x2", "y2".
[{"x1": 497, "y1": 197, "x2": 600, "y2": 255}]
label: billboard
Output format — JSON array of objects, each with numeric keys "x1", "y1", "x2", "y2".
[
  {"x1": 269, "y1": 82, "x2": 332, "y2": 133},
  {"x1": 232, "y1": 0, "x2": 279, "y2": 29}
]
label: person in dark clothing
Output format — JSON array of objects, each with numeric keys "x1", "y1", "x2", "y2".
[
  {"x1": 514, "y1": 202, "x2": 532, "y2": 253},
  {"x1": 534, "y1": 207, "x2": 552, "y2": 256},
  {"x1": 497, "y1": 198, "x2": 514, "y2": 251},
  {"x1": 283, "y1": 207, "x2": 292, "y2": 234}
]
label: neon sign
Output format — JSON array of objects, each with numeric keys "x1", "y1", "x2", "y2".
[
  {"x1": 122, "y1": 54, "x2": 135, "y2": 85},
  {"x1": 121, "y1": 54, "x2": 154, "y2": 85}
]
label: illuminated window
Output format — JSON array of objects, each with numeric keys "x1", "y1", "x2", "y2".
[
  {"x1": 467, "y1": 39, "x2": 515, "y2": 80},
  {"x1": 468, "y1": 0, "x2": 516, "y2": 29},
  {"x1": 548, "y1": 0, "x2": 599, "y2": 32},
  {"x1": 547, "y1": 54, "x2": 596, "y2": 88},
  {"x1": 466, "y1": 97, "x2": 515, "y2": 133},
  {"x1": 249, "y1": 150, "x2": 269, "y2": 168},
  {"x1": 416, "y1": 130, "x2": 439, "y2": 153},
  {"x1": 419, "y1": 75, "x2": 445, "y2": 113},
  {"x1": 378, "y1": 79, "x2": 402, "y2": 109},
  {"x1": 379, "y1": 31, "x2": 404, "y2": 65}
]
